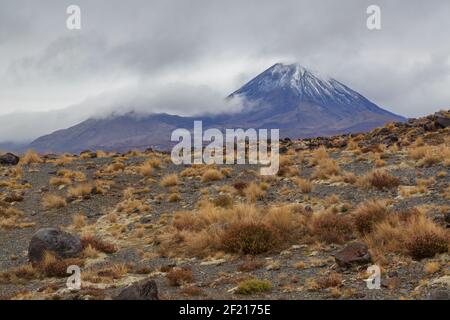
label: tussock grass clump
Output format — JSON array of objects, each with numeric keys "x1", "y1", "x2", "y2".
[
  {"x1": 235, "y1": 279, "x2": 271, "y2": 295},
  {"x1": 201, "y1": 169, "x2": 223, "y2": 182},
  {"x1": 213, "y1": 194, "x2": 233, "y2": 208},
  {"x1": 309, "y1": 146, "x2": 329, "y2": 166},
  {"x1": 366, "y1": 214, "x2": 449, "y2": 260},
  {"x1": 243, "y1": 182, "x2": 265, "y2": 202},
  {"x1": 38, "y1": 252, "x2": 84, "y2": 278},
  {"x1": 221, "y1": 223, "x2": 278, "y2": 254},
  {"x1": 168, "y1": 193, "x2": 181, "y2": 202},
  {"x1": 309, "y1": 210, "x2": 353, "y2": 244},
  {"x1": 115, "y1": 198, "x2": 150, "y2": 214},
  {"x1": 49, "y1": 177, "x2": 72, "y2": 186},
  {"x1": 166, "y1": 268, "x2": 193, "y2": 286},
  {"x1": 160, "y1": 174, "x2": 179, "y2": 187},
  {"x1": 20, "y1": 150, "x2": 43, "y2": 165},
  {"x1": 316, "y1": 272, "x2": 343, "y2": 289},
  {"x1": 405, "y1": 218, "x2": 448, "y2": 260},
  {"x1": 42, "y1": 194, "x2": 67, "y2": 209},
  {"x1": 353, "y1": 200, "x2": 389, "y2": 235},
  {"x1": 293, "y1": 178, "x2": 313, "y2": 193},
  {"x1": 72, "y1": 213, "x2": 87, "y2": 229},
  {"x1": 360, "y1": 169, "x2": 400, "y2": 190},
  {"x1": 57, "y1": 169, "x2": 86, "y2": 182},
  {"x1": 80, "y1": 235, "x2": 117, "y2": 254},
  {"x1": 138, "y1": 162, "x2": 154, "y2": 176},
  {"x1": 158, "y1": 203, "x2": 309, "y2": 257},
  {"x1": 67, "y1": 183, "x2": 93, "y2": 198},
  {"x1": 312, "y1": 158, "x2": 340, "y2": 180}
]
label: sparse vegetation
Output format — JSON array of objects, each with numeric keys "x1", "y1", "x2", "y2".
[
  {"x1": 235, "y1": 279, "x2": 272, "y2": 295},
  {"x1": 42, "y1": 194, "x2": 67, "y2": 209}
]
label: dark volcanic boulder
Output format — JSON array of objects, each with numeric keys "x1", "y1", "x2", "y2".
[
  {"x1": 334, "y1": 242, "x2": 372, "y2": 268},
  {"x1": 28, "y1": 228, "x2": 82, "y2": 264},
  {"x1": 435, "y1": 114, "x2": 450, "y2": 128},
  {"x1": 428, "y1": 289, "x2": 450, "y2": 300},
  {"x1": 114, "y1": 279, "x2": 158, "y2": 300},
  {"x1": 0, "y1": 153, "x2": 20, "y2": 165}
]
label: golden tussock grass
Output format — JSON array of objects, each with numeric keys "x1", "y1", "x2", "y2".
[
  {"x1": 365, "y1": 213, "x2": 449, "y2": 260},
  {"x1": 42, "y1": 194, "x2": 67, "y2": 209},
  {"x1": 312, "y1": 158, "x2": 340, "y2": 180},
  {"x1": 358, "y1": 169, "x2": 400, "y2": 190},
  {"x1": 308, "y1": 210, "x2": 353, "y2": 244},
  {"x1": 67, "y1": 183, "x2": 93, "y2": 198},
  {"x1": 72, "y1": 213, "x2": 87, "y2": 229},
  {"x1": 160, "y1": 174, "x2": 179, "y2": 187},
  {"x1": 49, "y1": 177, "x2": 72, "y2": 186},
  {"x1": 138, "y1": 161, "x2": 154, "y2": 176},
  {"x1": 201, "y1": 169, "x2": 223, "y2": 182},
  {"x1": 158, "y1": 203, "x2": 310, "y2": 257},
  {"x1": 353, "y1": 199, "x2": 389, "y2": 235},
  {"x1": 243, "y1": 182, "x2": 265, "y2": 202},
  {"x1": 57, "y1": 169, "x2": 86, "y2": 182},
  {"x1": 20, "y1": 150, "x2": 43, "y2": 165}
]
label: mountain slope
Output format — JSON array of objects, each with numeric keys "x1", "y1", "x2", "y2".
[{"x1": 28, "y1": 63, "x2": 405, "y2": 153}]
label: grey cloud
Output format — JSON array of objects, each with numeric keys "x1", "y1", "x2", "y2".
[{"x1": 0, "y1": 0, "x2": 449, "y2": 142}]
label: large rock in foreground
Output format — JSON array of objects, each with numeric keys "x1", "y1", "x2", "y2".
[
  {"x1": 334, "y1": 242, "x2": 372, "y2": 268},
  {"x1": 114, "y1": 279, "x2": 159, "y2": 300},
  {"x1": 0, "y1": 153, "x2": 20, "y2": 165},
  {"x1": 28, "y1": 228, "x2": 83, "y2": 264}
]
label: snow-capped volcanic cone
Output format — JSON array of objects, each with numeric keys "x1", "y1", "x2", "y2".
[
  {"x1": 28, "y1": 63, "x2": 404, "y2": 153},
  {"x1": 225, "y1": 63, "x2": 405, "y2": 137}
]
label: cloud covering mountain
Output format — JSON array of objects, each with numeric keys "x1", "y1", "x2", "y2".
[{"x1": 1, "y1": 0, "x2": 449, "y2": 143}]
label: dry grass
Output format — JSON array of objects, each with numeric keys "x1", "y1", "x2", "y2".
[
  {"x1": 316, "y1": 272, "x2": 343, "y2": 289},
  {"x1": 168, "y1": 193, "x2": 181, "y2": 202},
  {"x1": 221, "y1": 222, "x2": 279, "y2": 254},
  {"x1": 309, "y1": 210, "x2": 353, "y2": 244},
  {"x1": 366, "y1": 214, "x2": 449, "y2": 260},
  {"x1": 80, "y1": 235, "x2": 117, "y2": 254},
  {"x1": 235, "y1": 279, "x2": 271, "y2": 295},
  {"x1": 138, "y1": 162, "x2": 154, "y2": 176},
  {"x1": 312, "y1": 158, "x2": 340, "y2": 179},
  {"x1": 166, "y1": 268, "x2": 193, "y2": 286},
  {"x1": 359, "y1": 169, "x2": 400, "y2": 190},
  {"x1": 20, "y1": 150, "x2": 43, "y2": 165},
  {"x1": 49, "y1": 177, "x2": 72, "y2": 187},
  {"x1": 57, "y1": 169, "x2": 86, "y2": 182},
  {"x1": 353, "y1": 200, "x2": 389, "y2": 235},
  {"x1": 243, "y1": 182, "x2": 265, "y2": 202},
  {"x1": 424, "y1": 262, "x2": 440, "y2": 274},
  {"x1": 158, "y1": 203, "x2": 309, "y2": 257},
  {"x1": 115, "y1": 198, "x2": 150, "y2": 214},
  {"x1": 201, "y1": 169, "x2": 223, "y2": 182},
  {"x1": 72, "y1": 213, "x2": 87, "y2": 229},
  {"x1": 42, "y1": 194, "x2": 67, "y2": 209},
  {"x1": 160, "y1": 174, "x2": 178, "y2": 187},
  {"x1": 293, "y1": 178, "x2": 313, "y2": 193},
  {"x1": 38, "y1": 252, "x2": 84, "y2": 278},
  {"x1": 67, "y1": 183, "x2": 93, "y2": 198}
]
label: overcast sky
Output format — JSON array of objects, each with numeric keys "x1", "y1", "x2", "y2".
[{"x1": 0, "y1": 0, "x2": 449, "y2": 142}]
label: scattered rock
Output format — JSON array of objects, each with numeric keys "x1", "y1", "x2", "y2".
[
  {"x1": 435, "y1": 114, "x2": 450, "y2": 128},
  {"x1": 0, "y1": 153, "x2": 20, "y2": 166},
  {"x1": 28, "y1": 228, "x2": 83, "y2": 264},
  {"x1": 427, "y1": 289, "x2": 450, "y2": 300},
  {"x1": 3, "y1": 192, "x2": 24, "y2": 203},
  {"x1": 114, "y1": 279, "x2": 158, "y2": 300},
  {"x1": 334, "y1": 242, "x2": 372, "y2": 268}
]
